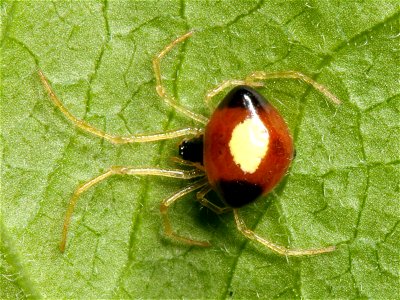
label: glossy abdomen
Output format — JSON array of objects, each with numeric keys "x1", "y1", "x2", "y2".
[{"x1": 203, "y1": 86, "x2": 294, "y2": 208}]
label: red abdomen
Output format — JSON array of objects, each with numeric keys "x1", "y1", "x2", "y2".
[{"x1": 203, "y1": 86, "x2": 294, "y2": 208}]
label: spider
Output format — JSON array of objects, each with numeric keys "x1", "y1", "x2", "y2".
[{"x1": 38, "y1": 31, "x2": 340, "y2": 256}]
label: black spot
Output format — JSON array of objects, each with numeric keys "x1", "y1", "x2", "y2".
[
  {"x1": 218, "y1": 86, "x2": 269, "y2": 110},
  {"x1": 178, "y1": 135, "x2": 204, "y2": 165},
  {"x1": 216, "y1": 180, "x2": 263, "y2": 208}
]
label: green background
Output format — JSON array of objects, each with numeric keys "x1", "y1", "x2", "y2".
[{"x1": 1, "y1": 1, "x2": 399, "y2": 299}]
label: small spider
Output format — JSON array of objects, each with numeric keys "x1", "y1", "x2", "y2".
[{"x1": 38, "y1": 31, "x2": 340, "y2": 256}]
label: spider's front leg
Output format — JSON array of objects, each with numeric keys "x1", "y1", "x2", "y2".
[{"x1": 60, "y1": 167, "x2": 204, "y2": 252}]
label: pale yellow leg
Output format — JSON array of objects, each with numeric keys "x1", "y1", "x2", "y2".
[
  {"x1": 38, "y1": 70, "x2": 203, "y2": 144},
  {"x1": 152, "y1": 31, "x2": 209, "y2": 125},
  {"x1": 60, "y1": 166, "x2": 205, "y2": 252},
  {"x1": 205, "y1": 70, "x2": 341, "y2": 109},
  {"x1": 205, "y1": 79, "x2": 264, "y2": 109},
  {"x1": 160, "y1": 178, "x2": 210, "y2": 247},
  {"x1": 170, "y1": 157, "x2": 205, "y2": 171},
  {"x1": 247, "y1": 70, "x2": 341, "y2": 105},
  {"x1": 233, "y1": 209, "x2": 335, "y2": 256},
  {"x1": 196, "y1": 185, "x2": 231, "y2": 214}
]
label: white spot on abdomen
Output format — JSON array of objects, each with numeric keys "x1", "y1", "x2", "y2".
[{"x1": 229, "y1": 117, "x2": 269, "y2": 173}]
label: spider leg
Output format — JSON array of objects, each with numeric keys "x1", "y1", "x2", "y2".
[
  {"x1": 233, "y1": 209, "x2": 335, "y2": 256},
  {"x1": 196, "y1": 185, "x2": 231, "y2": 214},
  {"x1": 246, "y1": 70, "x2": 341, "y2": 105},
  {"x1": 160, "y1": 178, "x2": 211, "y2": 247},
  {"x1": 60, "y1": 166, "x2": 204, "y2": 252},
  {"x1": 152, "y1": 31, "x2": 209, "y2": 125},
  {"x1": 205, "y1": 78, "x2": 264, "y2": 110},
  {"x1": 38, "y1": 70, "x2": 203, "y2": 144},
  {"x1": 204, "y1": 70, "x2": 341, "y2": 109}
]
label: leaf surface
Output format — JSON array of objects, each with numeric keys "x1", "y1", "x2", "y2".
[{"x1": 1, "y1": 1, "x2": 399, "y2": 299}]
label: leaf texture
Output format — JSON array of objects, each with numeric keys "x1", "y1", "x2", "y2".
[{"x1": 1, "y1": 1, "x2": 399, "y2": 299}]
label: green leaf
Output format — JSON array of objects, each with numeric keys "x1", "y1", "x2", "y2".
[{"x1": 1, "y1": 1, "x2": 399, "y2": 299}]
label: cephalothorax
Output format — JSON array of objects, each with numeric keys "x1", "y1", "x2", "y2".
[{"x1": 39, "y1": 31, "x2": 340, "y2": 256}]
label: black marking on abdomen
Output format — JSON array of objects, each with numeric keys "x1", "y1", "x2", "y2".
[
  {"x1": 218, "y1": 86, "x2": 269, "y2": 110},
  {"x1": 216, "y1": 180, "x2": 263, "y2": 208}
]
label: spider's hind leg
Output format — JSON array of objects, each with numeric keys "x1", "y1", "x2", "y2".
[
  {"x1": 247, "y1": 70, "x2": 341, "y2": 105},
  {"x1": 233, "y1": 209, "x2": 335, "y2": 256},
  {"x1": 204, "y1": 70, "x2": 341, "y2": 110}
]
